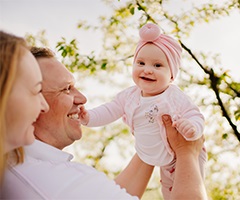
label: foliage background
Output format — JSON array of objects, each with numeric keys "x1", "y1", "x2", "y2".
[
  {"x1": 57, "y1": 0, "x2": 240, "y2": 199},
  {"x1": 1, "y1": 0, "x2": 240, "y2": 199},
  {"x1": 57, "y1": 1, "x2": 240, "y2": 198}
]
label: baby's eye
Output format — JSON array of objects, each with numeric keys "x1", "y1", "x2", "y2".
[
  {"x1": 138, "y1": 61, "x2": 145, "y2": 66},
  {"x1": 154, "y1": 63, "x2": 162, "y2": 68}
]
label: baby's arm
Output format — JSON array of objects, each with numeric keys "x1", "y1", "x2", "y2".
[
  {"x1": 172, "y1": 118, "x2": 196, "y2": 139},
  {"x1": 167, "y1": 85, "x2": 205, "y2": 141},
  {"x1": 79, "y1": 87, "x2": 131, "y2": 127}
]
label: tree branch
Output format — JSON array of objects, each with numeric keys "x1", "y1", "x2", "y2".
[{"x1": 180, "y1": 41, "x2": 240, "y2": 141}]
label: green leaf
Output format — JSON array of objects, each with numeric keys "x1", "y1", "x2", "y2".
[
  {"x1": 101, "y1": 62, "x2": 107, "y2": 70},
  {"x1": 130, "y1": 7, "x2": 135, "y2": 15},
  {"x1": 222, "y1": 133, "x2": 228, "y2": 139}
]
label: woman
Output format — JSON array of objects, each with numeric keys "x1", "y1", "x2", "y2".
[{"x1": 0, "y1": 31, "x2": 49, "y2": 182}]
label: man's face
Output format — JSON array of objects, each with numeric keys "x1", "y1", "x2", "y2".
[{"x1": 34, "y1": 57, "x2": 87, "y2": 149}]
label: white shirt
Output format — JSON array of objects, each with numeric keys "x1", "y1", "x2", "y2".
[
  {"x1": 134, "y1": 95, "x2": 172, "y2": 166},
  {"x1": 1, "y1": 140, "x2": 138, "y2": 200}
]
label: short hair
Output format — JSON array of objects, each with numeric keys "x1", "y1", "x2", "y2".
[{"x1": 30, "y1": 47, "x2": 55, "y2": 58}]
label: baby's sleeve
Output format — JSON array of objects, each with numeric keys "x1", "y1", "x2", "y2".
[
  {"x1": 170, "y1": 86, "x2": 205, "y2": 141},
  {"x1": 87, "y1": 89, "x2": 127, "y2": 127}
]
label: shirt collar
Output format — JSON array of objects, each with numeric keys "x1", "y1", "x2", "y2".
[{"x1": 24, "y1": 139, "x2": 73, "y2": 162}]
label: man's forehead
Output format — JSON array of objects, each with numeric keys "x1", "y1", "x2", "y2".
[
  {"x1": 39, "y1": 58, "x2": 75, "y2": 89},
  {"x1": 59, "y1": 75, "x2": 75, "y2": 87}
]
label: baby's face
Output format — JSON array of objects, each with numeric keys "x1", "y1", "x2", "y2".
[{"x1": 132, "y1": 43, "x2": 172, "y2": 97}]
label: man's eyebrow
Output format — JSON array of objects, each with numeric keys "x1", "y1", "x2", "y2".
[
  {"x1": 60, "y1": 80, "x2": 74, "y2": 87},
  {"x1": 57, "y1": 81, "x2": 75, "y2": 91}
]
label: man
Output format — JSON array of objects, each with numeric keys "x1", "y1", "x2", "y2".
[
  {"x1": 2, "y1": 47, "x2": 207, "y2": 199},
  {"x1": 2, "y1": 47, "x2": 152, "y2": 199}
]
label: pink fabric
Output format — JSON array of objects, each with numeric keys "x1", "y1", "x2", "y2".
[
  {"x1": 160, "y1": 149, "x2": 207, "y2": 200},
  {"x1": 87, "y1": 84, "x2": 204, "y2": 146},
  {"x1": 134, "y1": 23, "x2": 182, "y2": 80},
  {"x1": 87, "y1": 84, "x2": 206, "y2": 198}
]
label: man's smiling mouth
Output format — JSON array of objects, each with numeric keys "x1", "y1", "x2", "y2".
[{"x1": 67, "y1": 113, "x2": 79, "y2": 120}]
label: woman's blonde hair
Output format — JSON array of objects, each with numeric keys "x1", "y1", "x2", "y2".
[{"x1": 0, "y1": 31, "x2": 28, "y2": 181}]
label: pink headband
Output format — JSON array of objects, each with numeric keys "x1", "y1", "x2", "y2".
[{"x1": 134, "y1": 23, "x2": 182, "y2": 80}]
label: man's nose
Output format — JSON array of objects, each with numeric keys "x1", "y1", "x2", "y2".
[{"x1": 73, "y1": 88, "x2": 87, "y2": 105}]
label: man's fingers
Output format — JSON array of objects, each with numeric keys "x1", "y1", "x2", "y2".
[{"x1": 161, "y1": 115, "x2": 172, "y2": 127}]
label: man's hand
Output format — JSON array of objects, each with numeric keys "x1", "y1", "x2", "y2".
[{"x1": 162, "y1": 115, "x2": 204, "y2": 157}]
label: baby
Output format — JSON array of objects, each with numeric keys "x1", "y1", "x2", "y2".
[{"x1": 80, "y1": 23, "x2": 207, "y2": 199}]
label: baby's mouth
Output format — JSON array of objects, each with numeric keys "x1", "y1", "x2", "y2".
[{"x1": 140, "y1": 76, "x2": 155, "y2": 81}]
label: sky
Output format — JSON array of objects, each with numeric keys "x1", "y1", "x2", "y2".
[
  {"x1": 1, "y1": 0, "x2": 239, "y2": 186},
  {"x1": 1, "y1": 0, "x2": 240, "y2": 82},
  {"x1": 0, "y1": 0, "x2": 107, "y2": 52}
]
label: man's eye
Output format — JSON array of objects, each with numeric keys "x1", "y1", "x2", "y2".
[{"x1": 63, "y1": 86, "x2": 71, "y2": 93}]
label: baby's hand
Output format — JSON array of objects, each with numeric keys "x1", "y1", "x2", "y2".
[
  {"x1": 79, "y1": 105, "x2": 89, "y2": 125},
  {"x1": 172, "y1": 118, "x2": 196, "y2": 139}
]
